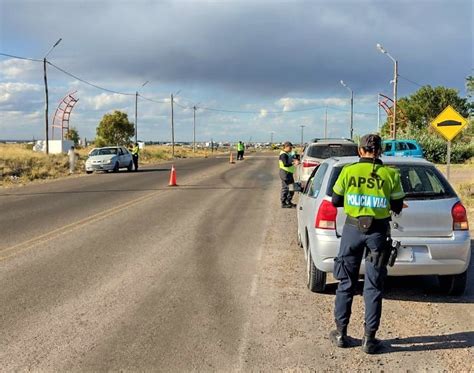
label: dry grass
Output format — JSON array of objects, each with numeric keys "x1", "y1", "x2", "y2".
[{"x1": 0, "y1": 144, "x2": 227, "y2": 188}]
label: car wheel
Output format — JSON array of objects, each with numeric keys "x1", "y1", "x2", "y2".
[
  {"x1": 307, "y1": 247, "x2": 326, "y2": 293},
  {"x1": 127, "y1": 161, "x2": 133, "y2": 172},
  {"x1": 86, "y1": 171, "x2": 93, "y2": 174},
  {"x1": 113, "y1": 162, "x2": 119, "y2": 173},
  {"x1": 438, "y1": 271, "x2": 467, "y2": 296}
]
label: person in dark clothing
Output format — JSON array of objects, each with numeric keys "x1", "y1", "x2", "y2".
[
  {"x1": 279, "y1": 141, "x2": 300, "y2": 208},
  {"x1": 329, "y1": 134, "x2": 405, "y2": 354}
]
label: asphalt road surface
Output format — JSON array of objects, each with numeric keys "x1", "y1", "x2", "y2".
[{"x1": 1, "y1": 154, "x2": 473, "y2": 371}]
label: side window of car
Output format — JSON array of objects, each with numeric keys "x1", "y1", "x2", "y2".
[
  {"x1": 384, "y1": 142, "x2": 392, "y2": 152},
  {"x1": 118, "y1": 148, "x2": 124, "y2": 155},
  {"x1": 308, "y1": 163, "x2": 328, "y2": 198},
  {"x1": 395, "y1": 142, "x2": 407, "y2": 151},
  {"x1": 406, "y1": 142, "x2": 417, "y2": 150}
]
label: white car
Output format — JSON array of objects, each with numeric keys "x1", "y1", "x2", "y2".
[
  {"x1": 297, "y1": 156, "x2": 471, "y2": 295},
  {"x1": 85, "y1": 146, "x2": 134, "y2": 173}
]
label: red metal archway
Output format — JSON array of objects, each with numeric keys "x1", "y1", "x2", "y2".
[
  {"x1": 51, "y1": 91, "x2": 79, "y2": 140},
  {"x1": 379, "y1": 93, "x2": 408, "y2": 138}
]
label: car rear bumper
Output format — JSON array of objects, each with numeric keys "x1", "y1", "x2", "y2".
[{"x1": 310, "y1": 230, "x2": 471, "y2": 276}]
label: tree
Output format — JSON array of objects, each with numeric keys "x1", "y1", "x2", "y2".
[
  {"x1": 381, "y1": 85, "x2": 470, "y2": 136},
  {"x1": 96, "y1": 110, "x2": 134, "y2": 146},
  {"x1": 65, "y1": 127, "x2": 80, "y2": 145}
]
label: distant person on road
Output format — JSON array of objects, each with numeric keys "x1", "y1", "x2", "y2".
[
  {"x1": 329, "y1": 134, "x2": 405, "y2": 354},
  {"x1": 68, "y1": 145, "x2": 76, "y2": 174},
  {"x1": 132, "y1": 142, "x2": 140, "y2": 171},
  {"x1": 237, "y1": 141, "x2": 245, "y2": 160},
  {"x1": 279, "y1": 141, "x2": 300, "y2": 208}
]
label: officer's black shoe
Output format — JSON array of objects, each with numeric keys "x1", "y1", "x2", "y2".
[
  {"x1": 281, "y1": 203, "x2": 292, "y2": 208},
  {"x1": 361, "y1": 335, "x2": 382, "y2": 354},
  {"x1": 329, "y1": 329, "x2": 349, "y2": 348},
  {"x1": 285, "y1": 202, "x2": 297, "y2": 208}
]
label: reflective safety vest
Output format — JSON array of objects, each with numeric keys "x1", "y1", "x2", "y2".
[
  {"x1": 333, "y1": 161, "x2": 405, "y2": 219},
  {"x1": 237, "y1": 142, "x2": 245, "y2": 151},
  {"x1": 279, "y1": 151, "x2": 295, "y2": 173},
  {"x1": 132, "y1": 146, "x2": 139, "y2": 156}
]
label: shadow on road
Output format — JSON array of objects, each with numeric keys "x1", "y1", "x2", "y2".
[{"x1": 381, "y1": 331, "x2": 474, "y2": 353}]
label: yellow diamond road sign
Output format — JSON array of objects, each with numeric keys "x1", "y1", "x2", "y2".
[{"x1": 430, "y1": 105, "x2": 468, "y2": 141}]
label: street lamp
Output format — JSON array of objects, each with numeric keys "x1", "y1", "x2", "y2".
[
  {"x1": 340, "y1": 80, "x2": 354, "y2": 140},
  {"x1": 300, "y1": 125, "x2": 305, "y2": 146},
  {"x1": 376, "y1": 43, "x2": 398, "y2": 139},
  {"x1": 135, "y1": 80, "x2": 150, "y2": 144},
  {"x1": 170, "y1": 90, "x2": 181, "y2": 158},
  {"x1": 43, "y1": 38, "x2": 62, "y2": 154}
]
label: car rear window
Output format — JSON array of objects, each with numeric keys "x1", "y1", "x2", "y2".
[
  {"x1": 307, "y1": 144, "x2": 358, "y2": 159},
  {"x1": 326, "y1": 164, "x2": 455, "y2": 200}
]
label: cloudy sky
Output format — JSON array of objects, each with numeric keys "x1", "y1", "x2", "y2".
[{"x1": 0, "y1": 0, "x2": 472, "y2": 143}]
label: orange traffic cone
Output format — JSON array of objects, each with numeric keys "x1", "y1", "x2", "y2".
[
  {"x1": 229, "y1": 151, "x2": 235, "y2": 164},
  {"x1": 168, "y1": 165, "x2": 178, "y2": 186}
]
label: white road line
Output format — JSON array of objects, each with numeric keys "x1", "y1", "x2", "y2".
[{"x1": 250, "y1": 274, "x2": 259, "y2": 297}]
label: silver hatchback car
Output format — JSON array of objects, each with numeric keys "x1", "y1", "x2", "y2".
[{"x1": 296, "y1": 156, "x2": 471, "y2": 295}]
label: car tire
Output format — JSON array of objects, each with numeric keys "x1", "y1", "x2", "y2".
[
  {"x1": 113, "y1": 162, "x2": 119, "y2": 173},
  {"x1": 438, "y1": 271, "x2": 467, "y2": 296},
  {"x1": 127, "y1": 161, "x2": 133, "y2": 172},
  {"x1": 86, "y1": 171, "x2": 93, "y2": 174},
  {"x1": 307, "y1": 247, "x2": 326, "y2": 293}
]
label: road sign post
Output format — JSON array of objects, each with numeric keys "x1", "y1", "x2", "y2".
[{"x1": 430, "y1": 105, "x2": 468, "y2": 181}]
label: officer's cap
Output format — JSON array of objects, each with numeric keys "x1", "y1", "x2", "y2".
[
  {"x1": 359, "y1": 134, "x2": 382, "y2": 151},
  {"x1": 283, "y1": 141, "x2": 293, "y2": 147}
]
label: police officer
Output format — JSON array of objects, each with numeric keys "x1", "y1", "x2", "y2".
[
  {"x1": 131, "y1": 142, "x2": 140, "y2": 171},
  {"x1": 237, "y1": 141, "x2": 245, "y2": 160},
  {"x1": 279, "y1": 141, "x2": 300, "y2": 208},
  {"x1": 329, "y1": 134, "x2": 405, "y2": 354}
]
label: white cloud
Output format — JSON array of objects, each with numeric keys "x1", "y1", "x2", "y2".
[
  {"x1": 0, "y1": 59, "x2": 41, "y2": 80},
  {"x1": 276, "y1": 97, "x2": 348, "y2": 112},
  {"x1": 82, "y1": 93, "x2": 132, "y2": 111}
]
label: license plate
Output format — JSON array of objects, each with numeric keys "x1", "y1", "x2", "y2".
[{"x1": 396, "y1": 246, "x2": 414, "y2": 262}]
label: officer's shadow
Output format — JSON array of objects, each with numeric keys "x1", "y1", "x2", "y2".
[{"x1": 342, "y1": 331, "x2": 473, "y2": 354}]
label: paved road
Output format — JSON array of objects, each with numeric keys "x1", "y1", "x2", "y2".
[{"x1": 1, "y1": 155, "x2": 472, "y2": 371}]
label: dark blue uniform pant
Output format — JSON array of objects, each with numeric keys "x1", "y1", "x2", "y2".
[{"x1": 333, "y1": 222, "x2": 389, "y2": 334}]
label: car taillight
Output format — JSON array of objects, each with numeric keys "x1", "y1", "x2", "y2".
[
  {"x1": 452, "y1": 202, "x2": 469, "y2": 230},
  {"x1": 302, "y1": 159, "x2": 320, "y2": 168},
  {"x1": 315, "y1": 200, "x2": 337, "y2": 230}
]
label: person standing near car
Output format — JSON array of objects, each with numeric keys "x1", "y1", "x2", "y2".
[
  {"x1": 329, "y1": 134, "x2": 405, "y2": 354},
  {"x1": 131, "y1": 142, "x2": 140, "y2": 171},
  {"x1": 237, "y1": 141, "x2": 245, "y2": 160},
  {"x1": 279, "y1": 141, "x2": 300, "y2": 208}
]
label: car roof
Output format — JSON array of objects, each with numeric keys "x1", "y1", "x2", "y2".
[
  {"x1": 310, "y1": 138, "x2": 355, "y2": 144},
  {"x1": 382, "y1": 139, "x2": 419, "y2": 143},
  {"x1": 327, "y1": 155, "x2": 432, "y2": 167}
]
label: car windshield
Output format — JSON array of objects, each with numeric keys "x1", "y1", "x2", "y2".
[
  {"x1": 326, "y1": 163, "x2": 455, "y2": 200},
  {"x1": 307, "y1": 144, "x2": 358, "y2": 159},
  {"x1": 90, "y1": 148, "x2": 118, "y2": 156}
]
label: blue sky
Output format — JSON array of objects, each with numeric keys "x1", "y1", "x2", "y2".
[{"x1": 0, "y1": 0, "x2": 472, "y2": 143}]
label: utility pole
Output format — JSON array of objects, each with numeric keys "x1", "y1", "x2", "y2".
[
  {"x1": 340, "y1": 80, "x2": 354, "y2": 140},
  {"x1": 377, "y1": 94, "x2": 381, "y2": 133},
  {"x1": 170, "y1": 93, "x2": 175, "y2": 158},
  {"x1": 135, "y1": 91, "x2": 138, "y2": 143},
  {"x1": 43, "y1": 38, "x2": 62, "y2": 154},
  {"x1": 393, "y1": 60, "x2": 398, "y2": 140},
  {"x1": 270, "y1": 131, "x2": 274, "y2": 144},
  {"x1": 193, "y1": 105, "x2": 197, "y2": 153},
  {"x1": 324, "y1": 107, "x2": 328, "y2": 138},
  {"x1": 43, "y1": 58, "x2": 49, "y2": 154},
  {"x1": 300, "y1": 125, "x2": 305, "y2": 146}
]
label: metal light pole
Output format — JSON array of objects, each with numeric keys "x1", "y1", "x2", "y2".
[
  {"x1": 340, "y1": 80, "x2": 353, "y2": 139},
  {"x1": 324, "y1": 107, "x2": 328, "y2": 138},
  {"x1": 377, "y1": 43, "x2": 398, "y2": 139},
  {"x1": 135, "y1": 80, "x2": 149, "y2": 144},
  {"x1": 270, "y1": 131, "x2": 274, "y2": 144},
  {"x1": 170, "y1": 93, "x2": 175, "y2": 157},
  {"x1": 43, "y1": 38, "x2": 62, "y2": 154},
  {"x1": 193, "y1": 105, "x2": 197, "y2": 153},
  {"x1": 377, "y1": 93, "x2": 381, "y2": 133},
  {"x1": 300, "y1": 125, "x2": 305, "y2": 146}
]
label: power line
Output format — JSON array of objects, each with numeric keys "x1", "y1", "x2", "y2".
[
  {"x1": 138, "y1": 93, "x2": 167, "y2": 104},
  {"x1": 399, "y1": 75, "x2": 424, "y2": 87},
  {"x1": 0, "y1": 52, "x2": 42, "y2": 62},
  {"x1": 47, "y1": 61, "x2": 135, "y2": 96}
]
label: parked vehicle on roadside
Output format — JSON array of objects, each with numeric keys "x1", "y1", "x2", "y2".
[
  {"x1": 295, "y1": 139, "x2": 358, "y2": 186},
  {"x1": 85, "y1": 146, "x2": 134, "y2": 174},
  {"x1": 296, "y1": 156, "x2": 470, "y2": 295},
  {"x1": 383, "y1": 139, "x2": 424, "y2": 158}
]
